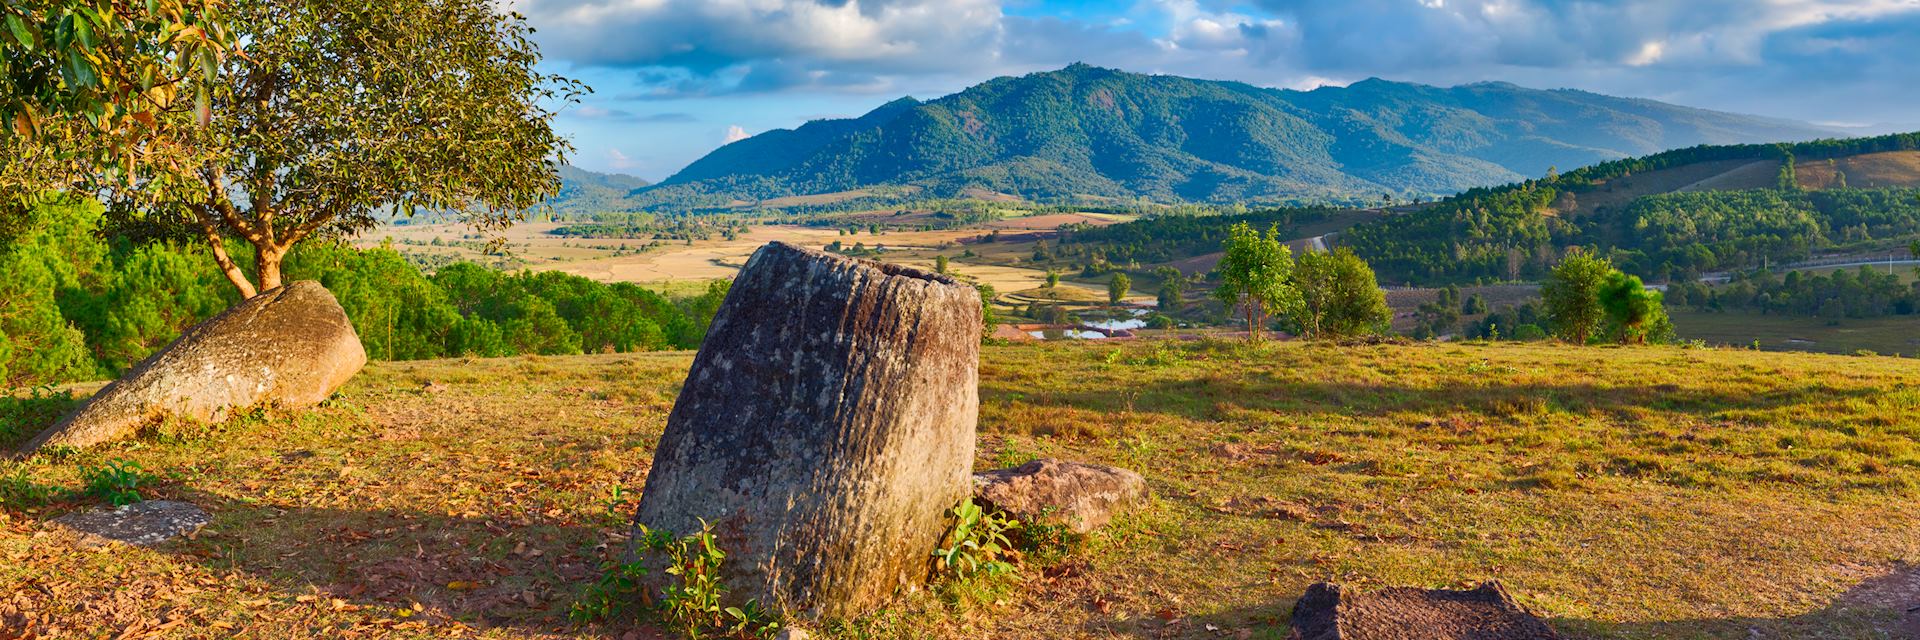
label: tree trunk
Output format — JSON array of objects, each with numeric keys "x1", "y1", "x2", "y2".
[
  {"x1": 202, "y1": 225, "x2": 258, "y2": 299},
  {"x1": 256, "y1": 245, "x2": 285, "y2": 293},
  {"x1": 632, "y1": 241, "x2": 982, "y2": 619}
]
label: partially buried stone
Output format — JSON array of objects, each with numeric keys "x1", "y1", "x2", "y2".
[
  {"x1": 1289, "y1": 581, "x2": 1563, "y2": 640},
  {"x1": 49, "y1": 500, "x2": 212, "y2": 547},
  {"x1": 972, "y1": 458, "x2": 1148, "y2": 534}
]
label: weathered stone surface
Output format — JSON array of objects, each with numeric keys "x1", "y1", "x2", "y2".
[
  {"x1": 48, "y1": 500, "x2": 211, "y2": 547},
  {"x1": 17, "y1": 281, "x2": 366, "y2": 455},
  {"x1": 1289, "y1": 581, "x2": 1563, "y2": 640},
  {"x1": 632, "y1": 241, "x2": 982, "y2": 619},
  {"x1": 972, "y1": 459, "x2": 1148, "y2": 534}
]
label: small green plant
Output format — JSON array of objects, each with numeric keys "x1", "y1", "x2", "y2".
[
  {"x1": 571, "y1": 519, "x2": 781, "y2": 639},
  {"x1": 0, "y1": 468, "x2": 61, "y2": 510},
  {"x1": 1011, "y1": 507, "x2": 1077, "y2": 565},
  {"x1": 0, "y1": 386, "x2": 76, "y2": 447},
  {"x1": 935, "y1": 500, "x2": 1020, "y2": 578},
  {"x1": 79, "y1": 460, "x2": 154, "y2": 507}
]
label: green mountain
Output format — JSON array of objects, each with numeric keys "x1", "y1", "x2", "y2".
[
  {"x1": 621, "y1": 64, "x2": 1831, "y2": 210},
  {"x1": 550, "y1": 165, "x2": 651, "y2": 216}
]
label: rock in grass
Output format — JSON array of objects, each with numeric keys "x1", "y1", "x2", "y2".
[
  {"x1": 16, "y1": 281, "x2": 366, "y2": 455},
  {"x1": 632, "y1": 241, "x2": 982, "y2": 619},
  {"x1": 48, "y1": 500, "x2": 211, "y2": 547},
  {"x1": 972, "y1": 459, "x2": 1148, "y2": 534},
  {"x1": 1288, "y1": 581, "x2": 1563, "y2": 640}
]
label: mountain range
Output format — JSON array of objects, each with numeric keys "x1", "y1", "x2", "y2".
[{"x1": 563, "y1": 64, "x2": 1837, "y2": 211}]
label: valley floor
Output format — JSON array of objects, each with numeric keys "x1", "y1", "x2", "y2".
[{"x1": 3, "y1": 341, "x2": 1919, "y2": 638}]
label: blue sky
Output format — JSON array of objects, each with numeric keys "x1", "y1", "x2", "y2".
[{"x1": 506, "y1": 0, "x2": 1920, "y2": 181}]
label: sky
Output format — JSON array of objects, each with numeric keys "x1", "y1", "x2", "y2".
[{"x1": 506, "y1": 0, "x2": 1920, "y2": 181}]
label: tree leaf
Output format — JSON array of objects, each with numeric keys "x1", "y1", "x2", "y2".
[{"x1": 6, "y1": 14, "x2": 35, "y2": 51}]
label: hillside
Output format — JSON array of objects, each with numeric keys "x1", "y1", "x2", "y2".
[
  {"x1": 604, "y1": 64, "x2": 1830, "y2": 211},
  {"x1": 548, "y1": 166, "x2": 653, "y2": 216},
  {"x1": 4, "y1": 341, "x2": 1918, "y2": 638},
  {"x1": 1337, "y1": 132, "x2": 1920, "y2": 283}
]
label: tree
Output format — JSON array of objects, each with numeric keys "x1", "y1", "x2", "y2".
[
  {"x1": 1293, "y1": 248, "x2": 1389, "y2": 339},
  {"x1": 1045, "y1": 270, "x2": 1060, "y2": 289},
  {"x1": 92, "y1": 0, "x2": 580, "y2": 298},
  {"x1": 2, "y1": 1, "x2": 237, "y2": 241},
  {"x1": 1212, "y1": 222, "x2": 1299, "y2": 341},
  {"x1": 1597, "y1": 271, "x2": 1672, "y2": 344},
  {"x1": 935, "y1": 254, "x2": 949, "y2": 274},
  {"x1": 975, "y1": 283, "x2": 998, "y2": 339},
  {"x1": 1463, "y1": 293, "x2": 1489, "y2": 315},
  {"x1": 1153, "y1": 266, "x2": 1184, "y2": 313},
  {"x1": 1108, "y1": 272, "x2": 1130, "y2": 306},
  {"x1": 1542, "y1": 250, "x2": 1614, "y2": 344}
]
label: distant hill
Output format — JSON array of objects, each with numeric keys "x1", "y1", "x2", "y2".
[
  {"x1": 1338, "y1": 132, "x2": 1920, "y2": 284},
  {"x1": 610, "y1": 64, "x2": 1831, "y2": 211},
  {"x1": 548, "y1": 165, "x2": 651, "y2": 216}
]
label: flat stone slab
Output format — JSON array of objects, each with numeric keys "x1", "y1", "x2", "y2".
[
  {"x1": 48, "y1": 500, "x2": 210, "y2": 547},
  {"x1": 1289, "y1": 581, "x2": 1562, "y2": 640}
]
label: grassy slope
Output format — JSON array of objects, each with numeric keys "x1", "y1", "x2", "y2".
[{"x1": 3, "y1": 341, "x2": 1919, "y2": 638}]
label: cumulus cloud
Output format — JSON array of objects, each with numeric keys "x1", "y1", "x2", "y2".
[
  {"x1": 512, "y1": 0, "x2": 1009, "y2": 94},
  {"x1": 723, "y1": 125, "x2": 751, "y2": 144}
]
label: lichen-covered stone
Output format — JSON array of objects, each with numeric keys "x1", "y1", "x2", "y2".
[
  {"x1": 973, "y1": 459, "x2": 1148, "y2": 534},
  {"x1": 48, "y1": 500, "x2": 212, "y2": 547},
  {"x1": 17, "y1": 281, "x2": 366, "y2": 455},
  {"x1": 633, "y1": 241, "x2": 981, "y2": 619},
  {"x1": 1289, "y1": 581, "x2": 1563, "y2": 640}
]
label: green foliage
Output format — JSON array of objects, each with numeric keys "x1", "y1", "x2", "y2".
[
  {"x1": 1463, "y1": 294, "x2": 1489, "y2": 315},
  {"x1": 573, "y1": 520, "x2": 781, "y2": 639},
  {"x1": 1045, "y1": 270, "x2": 1060, "y2": 289},
  {"x1": 1058, "y1": 207, "x2": 1332, "y2": 265},
  {"x1": 935, "y1": 254, "x2": 949, "y2": 274},
  {"x1": 1344, "y1": 132, "x2": 1920, "y2": 284},
  {"x1": 1292, "y1": 248, "x2": 1390, "y2": 339},
  {"x1": 1667, "y1": 267, "x2": 1919, "y2": 319},
  {"x1": 1152, "y1": 266, "x2": 1185, "y2": 313},
  {"x1": 1598, "y1": 271, "x2": 1674, "y2": 344},
  {"x1": 1107, "y1": 273, "x2": 1130, "y2": 305},
  {"x1": 1543, "y1": 251, "x2": 1614, "y2": 344},
  {"x1": 1, "y1": 1, "x2": 235, "y2": 237},
  {"x1": 0, "y1": 385, "x2": 74, "y2": 448},
  {"x1": 0, "y1": 466, "x2": 60, "y2": 510},
  {"x1": 1213, "y1": 222, "x2": 1300, "y2": 339},
  {"x1": 79, "y1": 459, "x2": 153, "y2": 506},
  {"x1": 976, "y1": 283, "x2": 1000, "y2": 339},
  {"x1": 935, "y1": 500, "x2": 1020, "y2": 579},
  {"x1": 0, "y1": 202, "x2": 722, "y2": 387},
  {"x1": 86, "y1": 0, "x2": 581, "y2": 296}
]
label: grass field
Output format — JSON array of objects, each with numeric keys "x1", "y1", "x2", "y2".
[
  {"x1": 4, "y1": 340, "x2": 1919, "y2": 638},
  {"x1": 1672, "y1": 310, "x2": 1920, "y2": 356}
]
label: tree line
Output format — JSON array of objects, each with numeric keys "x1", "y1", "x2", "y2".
[
  {"x1": 1666, "y1": 267, "x2": 1920, "y2": 319},
  {"x1": 0, "y1": 201, "x2": 726, "y2": 388}
]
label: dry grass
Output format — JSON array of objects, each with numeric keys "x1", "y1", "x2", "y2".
[{"x1": 4, "y1": 341, "x2": 1919, "y2": 638}]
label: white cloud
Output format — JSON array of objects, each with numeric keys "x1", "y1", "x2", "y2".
[
  {"x1": 723, "y1": 125, "x2": 750, "y2": 144},
  {"x1": 605, "y1": 148, "x2": 637, "y2": 170}
]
